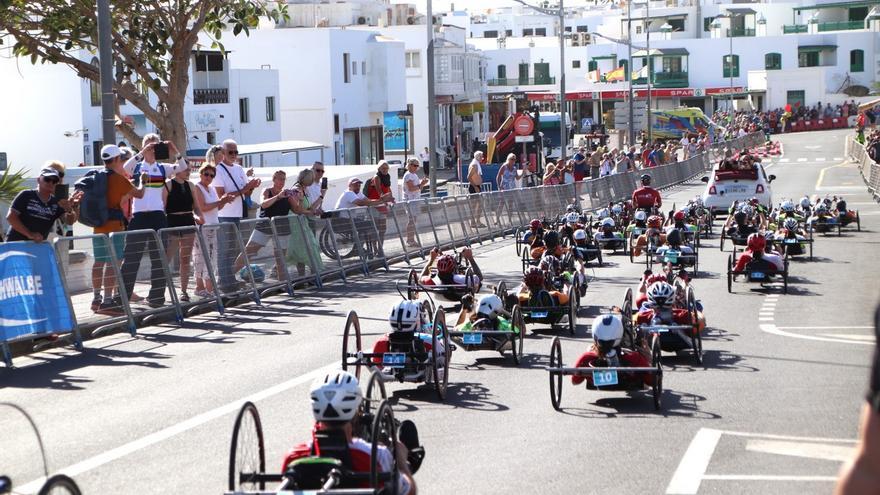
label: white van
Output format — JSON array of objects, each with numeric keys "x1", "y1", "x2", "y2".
[{"x1": 700, "y1": 163, "x2": 775, "y2": 213}]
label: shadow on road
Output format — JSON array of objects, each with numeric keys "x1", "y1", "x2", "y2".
[
  {"x1": 554, "y1": 390, "x2": 720, "y2": 419},
  {"x1": 390, "y1": 381, "x2": 510, "y2": 412}
]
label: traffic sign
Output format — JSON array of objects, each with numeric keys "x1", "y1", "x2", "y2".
[
  {"x1": 514, "y1": 115, "x2": 534, "y2": 136},
  {"x1": 515, "y1": 135, "x2": 535, "y2": 143}
]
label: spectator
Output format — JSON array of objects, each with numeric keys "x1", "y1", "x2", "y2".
[
  {"x1": 563, "y1": 159, "x2": 575, "y2": 184},
  {"x1": 419, "y1": 147, "x2": 431, "y2": 177},
  {"x1": 599, "y1": 153, "x2": 613, "y2": 177},
  {"x1": 235, "y1": 169, "x2": 294, "y2": 281},
  {"x1": 214, "y1": 139, "x2": 261, "y2": 291},
  {"x1": 615, "y1": 148, "x2": 632, "y2": 173},
  {"x1": 687, "y1": 138, "x2": 698, "y2": 159},
  {"x1": 543, "y1": 163, "x2": 561, "y2": 186},
  {"x1": 305, "y1": 161, "x2": 326, "y2": 207},
  {"x1": 119, "y1": 134, "x2": 187, "y2": 307},
  {"x1": 364, "y1": 160, "x2": 395, "y2": 254},
  {"x1": 286, "y1": 169, "x2": 323, "y2": 277},
  {"x1": 494, "y1": 153, "x2": 525, "y2": 226},
  {"x1": 588, "y1": 147, "x2": 601, "y2": 179},
  {"x1": 164, "y1": 162, "x2": 200, "y2": 302},
  {"x1": 402, "y1": 158, "x2": 427, "y2": 247},
  {"x1": 191, "y1": 155, "x2": 234, "y2": 298},
  {"x1": 6, "y1": 167, "x2": 81, "y2": 242},
  {"x1": 90, "y1": 146, "x2": 143, "y2": 315},
  {"x1": 572, "y1": 147, "x2": 588, "y2": 182},
  {"x1": 467, "y1": 151, "x2": 486, "y2": 229}
]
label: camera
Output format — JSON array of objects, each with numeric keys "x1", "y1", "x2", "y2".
[{"x1": 154, "y1": 141, "x2": 170, "y2": 160}]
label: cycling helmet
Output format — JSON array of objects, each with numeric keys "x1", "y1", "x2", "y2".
[
  {"x1": 565, "y1": 212, "x2": 580, "y2": 224},
  {"x1": 749, "y1": 197, "x2": 760, "y2": 206},
  {"x1": 741, "y1": 205, "x2": 755, "y2": 217},
  {"x1": 389, "y1": 300, "x2": 422, "y2": 333},
  {"x1": 436, "y1": 254, "x2": 456, "y2": 275},
  {"x1": 529, "y1": 219, "x2": 542, "y2": 230},
  {"x1": 836, "y1": 199, "x2": 848, "y2": 212},
  {"x1": 310, "y1": 371, "x2": 362, "y2": 422},
  {"x1": 640, "y1": 174, "x2": 652, "y2": 184},
  {"x1": 733, "y1": 211, "x2": 747, "y2": 224},
  {"x1": 476, "y1": 294, "x2": 504, "y2": 320},
  {"x1": 746, "y1": 233, "x2": 766, "y2": 252},
  {"x1": 799, "y1": 196, "x2": 811, "y2": 209},
  {"x1": 673, "y1": 210, "x2": 686, "y2": 221},
  {"x1": 566, "y1": 204, "x2": 577, "y2": 213},
  {"x1": 573, "y1": 229, "x2": 588, "y2": 242},
  {"x1": 634, "y1": 211, "x2": 648, "y2": 222},
  {"x1": 611, "y1": 204, "x2": 623, "y2": 216},
  {"x1": 647, "y1": 215, "x2": 663, "y2": 228},
  {"x1": 597, "y1": 207, "x2": 610, "y2": 220},
  {"x1": 524, "y1": 267, "x2": 545, "y2": 288},
  {"x1": 543, "y1": 230, "x2": 560, "y2": 248},
  {"x1": 783, "y1": 217, "x2": 799, "y2": 231},
  {"x1": 816, "y1": 203, "x2": 829, "y2": 214},
  {"x1": 647, "y1": 282, "x2": 675, "y2": 307},
  {"x1": 646, "y1": 273, "x2": 668, "y2": 285},
  {"x1": 822, "y1": 197, "x2": 833, "y2": 207},
  {"x1": 781, "y1": 200, "x2": 795, "y2": 213},
  {"x1": 592, "y1": 314, "x2": 624, "y2": 349},
  {"x1": 540, "y1": 255, "x2": 560, "y2": 274},
  {"x1": 666, "y1": 228, "x2": 682, "y2": 246},
  {"x1": 600, "y1": 217, "x2": 615, "y2": 228}
]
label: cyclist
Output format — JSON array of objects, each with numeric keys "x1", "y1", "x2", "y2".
[
  {"x1": 281, "y1": 371, "x2": 418, "y2": 494},
  {"x1": 631, "y1": 174, "x2": 662, "y2": 213},
  {"x1": 631, "y1": 215, "x2": 666, "y2": 257},
  {"x1": 635, "y1": 271, "x2": 669, "y2": 309},
  {"x1": 665, "y1": 210, "x2": 698, "y2": 240},
  {"x1": 570, "y1": 228, "x2": 600, "y2": 263},
  {"x1": 655, "y1": 228, "x2": 695, "y2": 266},
  {"x1": 626, "y1": 210, "x2": 649, "y2": 236},
  {"x1": 531, "y1": 229, "x2": 565, "y2": 260},
  {"x1": 454, "y1": 294, "x2": 518, "y2": 352},
  {"x1": 593, "y1": 217, "x2": 625, "y2": 250},
  {"x1": 419, "y1": 247, "x2": 482, "y2": 291},
  {"x1": 514, "y1": 266, "x2": 570, "y2": 308},
  {"x1": 570, "y1": 314, "x2": 653, "y2": 386},
  {"x1": 734, "y1": 233, "x2": 784, "y2": 273},
  {"x1": 522, "y1": 218, "x2": 544, "y2": 246},
  {"x1": 370, "y1": 300, "x2": 445, "y2": 380},
  {"x1": 635, "y1": 282, "x2": 693, "y2": 326}
]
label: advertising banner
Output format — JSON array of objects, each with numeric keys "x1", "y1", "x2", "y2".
[{"x1": 383, "y1": 111, "x2": 408, "y2": 152}]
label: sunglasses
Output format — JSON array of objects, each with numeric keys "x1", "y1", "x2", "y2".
[
  {"x1": 43, "y1": 177, "x2": 60, "y2": 184},
  {"x1": 315, "y1": 169, "x2": 325, "y2": 173},
  {"x1": 227, "y1": 150, "x2": 239, "y2": 155},
  {"x1": 202, "y1": 172, "x2": 215, "y2": 178}
]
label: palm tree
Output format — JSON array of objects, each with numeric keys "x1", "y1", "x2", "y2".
[{"x1": 0, "y1": 166, "x2": 28, "y2": 205}]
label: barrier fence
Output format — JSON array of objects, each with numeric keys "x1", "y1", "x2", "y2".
[
  {"x1": 845, "y1": 135, "x2": 880, "y2": 200},
  {"x1": 1, "y1": 132, "x2": 764, "y2": 366}
]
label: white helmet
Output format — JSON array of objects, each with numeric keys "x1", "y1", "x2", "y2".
[
  {"x1": 799, "y1": 196, "x2": 811, "y2": 209},
  {"x1": 740, "y1": 205, "x2": 754, "y2": 217},
  {"x1": 592, "y1": 314, "x2": 624, "y2": 348},
  {"x1": 565, "y1": 212, "x2": 580, "y2": 224},
  {"x1": 476, "y1": 294, "x2": 504, "y2": 320},
  {"x1": 573, "y1": 229, "x2": 587, "y2": 241},
  {"x1": 389, "y1": 300, "x2": 423, "y2": 332},
  {"x1": 634, "y1": 210, "x2": 647, "y2": 222},
  {"x1": 692, "y1": 196, "x2": 704, "y2": 207},
  {"x1": 611, "y1": 204, "x2": 623, "y2": 215},
  {"x1": 597, "y1": 207, "x2": 610, "y2": 219},
  {"x1": 783, "y1": 217, "x2": 799, "y2": 231},
  {"x1": 310, "y1": 371, "x2": 363, "y2": 422},
  {"x1": 601, "y1": 217, "x2": 615, "y2": 228},
  {"x1": 780, "y1": 200, "x2": 795, "y2": 212},
  {"x1": 647, "y1": 282, "x2": 675, "y2": 307}
]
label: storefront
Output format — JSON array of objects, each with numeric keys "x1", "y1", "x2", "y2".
[{"x1": 487, "y1": 92, "x2": 528, "y2": 132}]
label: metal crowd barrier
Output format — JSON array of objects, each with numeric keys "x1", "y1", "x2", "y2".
[
  {"x1": 112, "y1": 228, "x2": 184, "y2": 327},
  {"x1": 845, "y1": 134, "x2": 880, "y2": 200}
]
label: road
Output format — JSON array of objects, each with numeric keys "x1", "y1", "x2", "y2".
[{"x1": 1, "y1": 128, "x2": 877, "y2": 495}]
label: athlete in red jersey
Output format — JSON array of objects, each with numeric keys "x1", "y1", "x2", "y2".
[{"x1": 631, "y1": 174, "x2": 662, "y2": 209}]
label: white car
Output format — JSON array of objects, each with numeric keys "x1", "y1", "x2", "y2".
[{"x1": 700, "y1": 163, "x2": 775, "y2": 214}]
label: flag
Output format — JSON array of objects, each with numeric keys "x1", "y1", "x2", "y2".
[
  {"x1": 606, "y1": 66, "x2": 626, "y2": 82},
  {"x1": 587, "y1": 69, "x2": 601, "y2": 83}
]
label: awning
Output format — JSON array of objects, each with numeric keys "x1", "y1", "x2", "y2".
[
  {"x1": 726, "y1": 8, "x2": 757, "y2": 15},
  {"x1": 859, "y1": 97, "x2": 880, "y2": 111},
  {"x1": 632, "y1": 47, "x2": 689, "y2": 57},
  {"x1": 794, "y1": 1, "x2": 879, "y2": 11},
  {"x1": 623, "y1": 14, "x2": 687, "y2": 21},
  {"x1": 798, "y1": 44, "x2": 838, "y2": 52},
  {"x1": 591, "y1": 54, "x2": 618, "y2": 60},
  {"x1": 237, "y1": 140, "x2": 328, "y2": 156}
]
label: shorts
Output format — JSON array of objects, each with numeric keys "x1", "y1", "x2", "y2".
[
  {"x1": 167, "y1": 213, "x2": 196, "y2": 228},
  {"x1": 248, "y1": 227, "x2": 288, "y2": 246},
  {"x1": 574, "y1": 172, "x2": 585, "y2": 182},
  {"x1": 468, "y1": 184, "x2": 481, "y2": 194},
  {"x1": 92, "y1": 234, "x2": 125, "y2": 263}
]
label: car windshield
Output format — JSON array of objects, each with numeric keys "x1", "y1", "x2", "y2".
[{"x1": 714, "y1": 167, "x2": 758, "y2": 182}]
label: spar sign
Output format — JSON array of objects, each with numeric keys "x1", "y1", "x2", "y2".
[{"x1": 0, "y1": 242, "x2": 75, "y2": 342}]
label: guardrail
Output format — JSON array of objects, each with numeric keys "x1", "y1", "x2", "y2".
[
  {"x1": 845, "y1": 135, "x2": 880, "y2": 200},
  {"x1": 1, "y1": 132, "x2": 765, "y2": 366}
]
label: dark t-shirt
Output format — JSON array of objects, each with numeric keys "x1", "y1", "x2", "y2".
[
  {"x1": 573, "y1": 153, "x2": 586, "y2": 174},
  {"x1": 7, "y1": 189, "x2": 65, "y2": 241}
]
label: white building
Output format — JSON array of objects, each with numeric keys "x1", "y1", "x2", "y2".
[
  {"x1": 219, "y1": 28, "x2": 407, "y2": 165},
  {"x1": 79, "y1": 51, "x2": 282, "y2": 165}
]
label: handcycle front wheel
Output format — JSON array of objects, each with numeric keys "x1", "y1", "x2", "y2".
[
  {"x1": 228, "y1": 401, "x2": 267, "y2": 491},
  {"x1": 549, "y1": 336, "x2": 563, "y2": 411},
  {"x1": 512, "y1": 305, "x2": 525, "y2": 365},
  {"x1": 687, "y1": 286, "x2": 702, "y2": 366},
  {"x1": 369, "y1": 400, "x2": 400, "y2": 495},
  {"x1": 37, "y1": 474, "x2": 82, "y2": 495},
  {"x1": 342, "y1": 311, "x2": 364, "y2": 380},
  {"x1": 651, "y1": 335, "x2": 663, "y2": 411},
  {"x1": 431, "y1": 308, "x2": 450, "y2": 401}
]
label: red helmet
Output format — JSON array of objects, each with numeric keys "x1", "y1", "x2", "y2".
[
  {"x1": 749, "y1": 197, "x2": 760, "y2": 206},
  {"x1": 647, "y1": 215, "x2": 663, "y2": 228},
  {"x1": 524, "y1": 267, "x2": 545, "y2": 288},
  {"x1": 436, "y1": 254, "x2": 456, "y2": 274},
  {"x1": 529, "y1": 219, "x2": 542, "y2": 230},
  {"x1": 746, "y1": 233, "x2": 766, "y2": 252},
  {"x1": 673, "y1": 211, "x2": 686, "y2": 221},
  {"x1": 646, "y1": 273, "x2": 667, "y2": 285}
]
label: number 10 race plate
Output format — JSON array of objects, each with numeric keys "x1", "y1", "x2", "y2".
[{"x1": 593, "y1": 370, "x2": 619, "y2": 387}]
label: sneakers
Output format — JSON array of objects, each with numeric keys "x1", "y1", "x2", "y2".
[
  {"x1": 179, "y1": 292, "x2": 190, "y2": 303},
  {"x1": 97, "y1": 299, "x2": 124, "y2": 316},
  {"x1": 91, "y1": 294, "x2": 103, "y2": 312}
]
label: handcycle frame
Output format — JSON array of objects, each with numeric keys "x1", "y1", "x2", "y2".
[
  {"x1": 637, "y1": 285, "x2": 703, "y2": 365},
  {"x1": 726, "y1": 252, "x2": 789, "y2": 294},
  {"x1": 513, "y1": 277, "x2": 579, "y2": 336},
  {"x1": 401, "y1": 252, "x2": 478, "y2": 304},
  {"x1": 769, "y1": 233, "x2": 814, "y2": 261},
  {"x1": 447, "y1": 281, "x2": 526, "y2": 365}
]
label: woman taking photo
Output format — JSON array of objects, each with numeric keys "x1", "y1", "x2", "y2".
[{"x1": 235, "y1": 170, "x2": 294, "y2": 280}]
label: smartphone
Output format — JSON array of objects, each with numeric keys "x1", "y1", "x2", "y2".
[
  {"x1": 321, "y1": 177, "x2": 328, "y2": 189},
  {"x1": 55, "y1": 184, "x2": 69, "y2": 200},
  {"x1": 154, "y1": 142, "x2": 170, "y2": 160}
]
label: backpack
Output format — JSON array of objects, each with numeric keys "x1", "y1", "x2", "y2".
[{"x1": 74, "y1": 168, "x2": 112, "y2": 228}]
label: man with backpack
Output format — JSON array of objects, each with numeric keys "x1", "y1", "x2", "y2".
[{"x1": 77, "y1": 145, "x2": 146, "y2": 314}]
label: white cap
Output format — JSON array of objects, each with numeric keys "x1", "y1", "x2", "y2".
[{"x1": 101, "y1": 144, "x2": 122, "y2": 161}]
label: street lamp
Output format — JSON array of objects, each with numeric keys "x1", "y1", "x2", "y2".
[
  {"x1": 586, "y1": 30, "x2": 647, "y2": 146},
  {"x1": 513, "y1": 0, "x2": 567, "y2": 162},
  {"x1": 715, "y1": 11, "x2": 743, "y2": 116}
]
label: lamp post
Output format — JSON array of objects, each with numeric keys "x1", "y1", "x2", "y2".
[
  {"x1": 427, "y1": 0, "x2": 438, "y2": 196},
  {"x1": 96, "y1": 0, "x2": 116, "y2": 146},
  {"x1": 717, "y1": 11, "x2": 742, "y2": 117},
  {"x1": 397, "y1": 109, "x2": 412, "y2": 163}
]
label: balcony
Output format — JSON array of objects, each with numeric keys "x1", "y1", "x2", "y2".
[
  {"x1": 818, "y1": 20, "x2": 864, "y2": 31},
  {"x1": 193, "y1": 88, "x2": 229, "y2": 105},
  {"x1": 783, "y1": 24, "x2": 808, "y2": 34},
  {"x1": 633, "y1": 71, "x2": 689, "y2": 88},
  {"x1": 729, "y1": 28, "x2": 755, "y2": 37},
  {"x1": 487, "y1": 77, "x2": 556, "y2": 86}
]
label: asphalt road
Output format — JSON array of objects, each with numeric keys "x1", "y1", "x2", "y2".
[{"x1": 1, "y1": 128, "x2": 877, "y2": 495}]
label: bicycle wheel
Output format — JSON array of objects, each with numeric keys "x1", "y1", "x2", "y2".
[
  {"x1": 342, "y1": 311, "x2": 364, "y2": 380},
  {"x1": 37, "y1": 474, "x2": 82, "y2": 495},
  {"x1": 370, "y1": 401, "x2": 400, "y2": 495},
  {"x1": 549, "y1": 337, "x2": 563, "y2": 411},
  {"x1": 319, "y1": 226, "x2": 338, "y2": 259},
  {"x1": 432, "y1": 308, "x2": 450, "y2": 401},
  {"x1": 228, "y1": 401, "x2": 266, "y2": 491}
]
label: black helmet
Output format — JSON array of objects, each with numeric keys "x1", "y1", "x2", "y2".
[
  {"x1": 666, "y1": 228, "x2": 682, "y2": 246},
  {"x1": 543, "y1": 230, "x2": 560, "y2": 249},
  {"x1": 640, "y1": 174, "x2": 651, "y2": 184},
  {"x1": 733, "y1": 211, "x2": 747, "y2": 224}
]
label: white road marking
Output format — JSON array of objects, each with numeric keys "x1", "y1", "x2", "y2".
[
  {"x1": 666, "y1": 428, "x2": 723, "y2": 494},
  {"x1": 759, "y1": 317, "x2": 775, "y2": 322},
  {"x1": 797, "y1": 158, "x2": 808, "y2": 162},
  {"x1": 833, "y1": 157, "x2": 843, "y2": 160},
  {"x1": 805, "y1": 145, "x2": 822, "y2": 150},
  {"x1": 16, "y1": 362, "x2": 340, "y2": 493},
  {"x1": 760, "y1": 324, "x2": 874, "y2": 345},
  {"x1": 818, "y1": 334, "x2": 876, "y2": 342},
  {"x1": 779, "y1": 158, "x2": 790, "y2": 163},
  {"x1": 701, "y1": 475, "x2": 838, "y2": 482},
  {"x1": 745, "y1": 439, "x2": 855, "y2": 462},
  {"x1": 814, "y1": 157, "x2": 826, "y2": 162},
  {"x1": 775, "y1": 325, "x2": 872, "y2": 330},
  {"x1": 816, "y1": 186, "x2": 867, "y2": 191}
]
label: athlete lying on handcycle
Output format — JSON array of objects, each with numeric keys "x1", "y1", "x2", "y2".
[
  {"x1": 733, "y1": 233, "x2": 784, "y2": 273},
  {"x1": 369, "y1": 300, "x2": 447, "y2": 380},
  {"x1": 419, "y1": 247, "x2": 483, "y2": 291},
  {"x1": 631, "y1": 215, "x2": 666, "y2": 257}
]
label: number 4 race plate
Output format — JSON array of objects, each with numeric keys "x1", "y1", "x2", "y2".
[
  {"x1": 463, "y1": 333, "x2": 483, "y2": 345},
  {"x1": 593, "y1": 370, "x2": 619, "y2": 387}
]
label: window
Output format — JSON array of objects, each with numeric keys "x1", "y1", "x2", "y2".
[
  {"x1": 851, "y1": 49, "x2": 864, "y2": 72},
  {"x1": 334, "y1": 114, "x2": 340, "y2": 134},
  {"x1": 239, "y1": 97, "x2": 249, "y2": 123},
  {"x1": 535, "y1": 28, "x2": 547, "y2": 36},
  {"x1": 635, "y1": 25, "x2": 643, "y2": 34},
  {"x1": 523, "y1": 28, "x2": 534, "y2": 36},
  {"x1": 361, "y1": 61, "x2": 366, "y2": 75},
  {"x1": 572, "y1": 60, "x2": 581, "y2": 69},
  {"x1": 798, "y1": 51, "x2": 819, "y2": 68},
  {"x1": 518, "y1": 63, "x2": 529, "y2": 84},
  {"x1": 662, "y1": 56, "x2": 682, "y2": 73},
  {"x1": 497, "y1": 64, "x2": 507, "y2": 79},
  {"x1": 620, "y1": 59, "x2": 629, "y2": 80},
  {"x1": 206, "y1": 132, "x2": 216, "y2": 145},
  {"x1": 534, "y1": 62, "x2": 550, "y2": 84},
  {"x1": 343, "y1": 53, "x2": 350, "y2": 83},
  {"x1": 668, "y1": 18, "x2": 685, "y2": 31},
  {"x1": 723, "y1": 54, "x2": 739, "y2": 78},
  {"x1": 352, "y1": 61, "x2": 357, "y2": 75},
  {"x1": 587, "y1": 60, "x2": 598, "y2": 72},
  {"x1": 764, "y1": 53, "x2": 782, "y2": 70},
  {"x1": 564, "y1": 26, "x2": 572, "y2": 32},
  {"x1": 89, "y1": 57, "x2": 101, "y2": 107},
  {"x1": 505, "y1": 29, "x2": 512, "y2": 37},
  {"x1": 786, "y1": 90, "x2": 805, "y2": 108},
  {"x1": 405, "y1": 50, "x2": 420, "y2": 69},
  {"x1": 265, "y1": 96, "x2": 275, "y2": 122},
  {"x1": 92, "y1": 140, "x2": 103, "y2": 165},
  {"x1": 484, "y1": 30, "x2": 498, "y2": 38},
  {"x1": 703, "y1": 17, "x2": 715, "y2": 31},
  {"x1": 194, "y1": 52, "x2": 224, "y2": 72},
  {"x1": 577, "y1": 25, "x2": 590, "y2": 33}
]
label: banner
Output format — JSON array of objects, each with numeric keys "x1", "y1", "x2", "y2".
[
  {"x1": 383, "y1": 111, "x2": 409, "y2": 152},
  {"x1": 0, "y1": 242, "x2": 75, "y2": 342},
  {"x1": 606, "y1": 66, "x2": 626, "y2": 82}
]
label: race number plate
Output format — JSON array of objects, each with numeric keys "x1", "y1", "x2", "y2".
[
  {"x1": 462, "y1": 333, "x2": 483, "y2": 345},
  {"x1": 530, "y1": 311, "x2": 549, "y2": 318},
  {"x1": 382, "y1": 353, "x2": 406, "y2": 368},
  {"x1": 784, "y1": 239, "x2": 798, "y2": 244},
  {"x1": 593, "y1": 370, "x2": 619, "y2": 387},
  {"x1": 751, "y1": 272, "x2": 765, "y2": 279},
  {"x1": 664, "y1": 250, "x2": 680, "y2": 264}
]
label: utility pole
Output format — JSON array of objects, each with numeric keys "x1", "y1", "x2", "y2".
[
  {"x1": 627, "y1": 0, "x2": 634, "y2": 146},
  {"x1": 97, "y1": 0, "x2": 116, "y2": 147},
  {"x1": 427, "y1": 0, "x2": 438, "y2": 196},
  {"x1": 558, "y1": 0, "x2": 566, "y2": 162},
  {"x1": 645, "y1": 0, "x2": 652, "y2": 143}
]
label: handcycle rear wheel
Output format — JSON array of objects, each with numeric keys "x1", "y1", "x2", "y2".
[
  {"x1": 513, "y1": 305, "x2": 525, "y2": 364},
  {"x1": 622, "y1": 288, "x2": 635, "y2": 348},
  {"x1": 370, "y1": 400, "x2": 400, "y2": 495},
  {"x1": 726, "y1": 254, "x2": 734, "y2": 293},
  {"x1": 228, "y1": 401, "x2": 266, "y2": 491},
  {"x1": 431, "y1": 308, "x2": 450, "y2": 400},
  {"x1": 342, "y1": 311, "x2": 364, "y2": 380},
  {"x1": 549, "y1": 336, "x2": 563, "y2": 411},
  {"x1": 651, "y1": 335, "x2": 663, "y2": 411},
  {"x1": 567, "y1": 285, "x2": 577, "y2": 336},
  {"x1": 687, "y1": 286, "x2": 702, "y2": 366},
  {"x1": 37, "y1": 474, "x2": 82, "y2": 495}
]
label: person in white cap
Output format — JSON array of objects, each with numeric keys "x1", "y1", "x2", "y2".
[{"x1": 335, "y1": 177, "x2": 386, "y2": 210}]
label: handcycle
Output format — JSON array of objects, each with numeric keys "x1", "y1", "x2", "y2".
[
  {"x1": 318, "y1": 212, "x2": 378, "y2": 260},
  {"x1": 447, "y1": 282, "x2": 526, "y2": 365},
  {"x1": 509, "y1": 273, "x2": 579, "y2": 336},
  {"x1": 727, "y1": 253, "x2": 789, "y2": 294},
  {"x1": 635, "y1": 284, "x2": 703, "y2": 365}
]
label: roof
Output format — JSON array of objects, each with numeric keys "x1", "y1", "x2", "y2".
[
  {"x1": 236, "y1": 140, "x2": 329, "y2": 156},
  {"x1": 591, "y1": 54, "x2": 618, "y2": 60},
  {"x1": 726, "y1": 8, "x2": 757, "y2": 15},
  {"x1": 794, "y1": 1, "x2": 879, "y2": 11},
  {"x1": 798, "y1": 44, "x2": 838, "y2": 51},
  {"x1": 632, "y1": 47, "x2": 689, "y2": 57},
  {"x1": 623, "y1": 14, "x2": 687, "y2": 21}
]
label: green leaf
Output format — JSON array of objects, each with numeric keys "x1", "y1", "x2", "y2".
[
  {"x1": 232, "y1": 23, "x2": 241, "y2": 36},
  {"x1": 0, "y1": 166, "x2": 30, "y2": 205}
]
